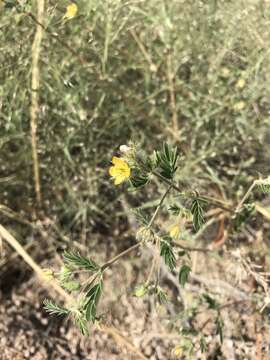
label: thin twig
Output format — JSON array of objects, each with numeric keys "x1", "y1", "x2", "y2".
[
  {"x1": 235, "y1": 180, "x2": 258, "y2": 212},
  {"x1": 129, "y1": 28, "x2": 157, "y2": 72},
  {"x1": 101, "y1": 242, "x2": 141, "y2": 271},
  {"x1": 171, "y1": 241, "x2": 212, "y2": 253},
  {"x1": 166, "y1": 51, "x2": 178, "y2": 133},
  {"x1": 152, "y1": 170, "x2": 233, "y2": 212},
  {"x1": 148, "y1": 185, "x2": 173, "y2": 228}
]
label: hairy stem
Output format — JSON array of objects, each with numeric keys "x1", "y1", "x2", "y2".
[
  {"x1": 152, "y1": 170, "x2": 233, "y2": 212},
  {"x1": 235, "y1": 180, "x2": 258, "y2": 212},
  {"x1": 101, "y1": 242, "x2": 141, "y2": 271},
  {"x1": 148, "y1": 184, "x2": 173, "y2": 228},
  {"x1": 101, "y1": 185, "x2": 173, "y2": 271}
]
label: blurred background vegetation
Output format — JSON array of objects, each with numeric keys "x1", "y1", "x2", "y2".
[{"x1": 1, "y1": 0, "x2": 270, "y2": 236}]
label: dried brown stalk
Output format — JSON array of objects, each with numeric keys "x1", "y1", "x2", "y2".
[{"x1": 30, "y1": 0, "x2": 45, "y2": 206}]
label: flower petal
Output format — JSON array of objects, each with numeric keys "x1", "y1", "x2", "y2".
[
  {"x1": 109, "y1": 166, "x2": 119, "y2": 176},
  {"x1": 112, "y1": 156, "x2": 126, "y2": 166},
  {"x1": 114, "y1": 175, "x2": 125, "y2": 185}
]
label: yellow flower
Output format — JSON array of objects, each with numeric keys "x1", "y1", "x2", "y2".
[
  {"x1": 63, "y1": 3, "x2": 78, "y2": 21},
  {"x1": 109, "y1": 156, "x2": 131, "y2": 185},
  {"x1": 42, "y1": 268, "x2": 54, "y2": 281},
  {"x1": 169, "y1": 224, "x2": 180, "y2": 238},
  {"x1": 172, "y1": 345, "x2": 183, "y2": 357},
  {"x1": 233, "y1": 101, "x2": 245, "y2": 112},
  {"x1": 236, "y1": 79, "x2": 245, "y2": 89}
]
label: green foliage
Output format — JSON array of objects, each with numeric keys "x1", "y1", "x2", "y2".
[
  {"x1": 1, "y1": 0, "x2": 269, "y2": 237},
  {"x1": 168, "y1": 204, "x2": 181, "y2": 215},
  {"x1": 179, "y1": 264, "x2": 191, "y2": 287},
  {"x1": 199, "y1": 336, "x2": 207, "y2": 353},
  {"x1": 74, "y1": 313, "x2": 89, "y2": 336},
  {"x1": 134, "y1": 284, "x2": 148, "y2": 297},
  {"x1": 202, "y1": 293, "x2": 219, "y2": 310},
  {"x1": 215, "y1": 316, "x2": 224, "y2": 344},
  {"x1": 156, "y1": 286, "x2": 168, "y2": 304},
  {"x1": 132, "y1": 208, "x2": 150, "y2": 227},
  {"x1": 190, "y1": 198, "x2": 206, "y2": 232},
  {"x1": 155, "y1": 143, "x2": 179, "y2": 179},
  {"x1": 257, "y1": 178, "x2": 270, "y2": 195},
  {"x1": 233, "y1": 203, "x2": 256, "y2": 231},
  {"x1": 260, "y1": 184, "x2": 270, "y2": 195},
  {"x1": 130, "y1": 170, "x2": 149, "y2": 190},
  {"x1": 62, "y1": 280, "x2": 81, "y2": 291},
  {"x1": 169, "y1": 203, "x2": 190, "y2": 215},
  {"x1": 160, "y1": 236, "x2": 176, "y2": 271},
  {"x1": 63, "y1": 250, "x2": 99, "y2": 272},
  {"x1": 43, "y1": 299, "x2": 70, "y2": 316},
  {"x1": 59, "y1": 266, "x2": 73, "y2": 283},
  {"x1": 84, "y1": 281, "x2": 103, "y2": 322}
]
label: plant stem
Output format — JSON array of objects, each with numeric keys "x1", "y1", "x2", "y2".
[
  {"x1": 101, "y1": 242, "x2": 141, "y2": 271},
  {"x1": 147, "y1": 184, "x2": 173, "y2": 228},
  {"x1": 30, "y1": 0, "x2": 45, "y2": 206},
  {"x1": 152, "y1": 170, "x2": 233, "y2": 212},
  {"x1": 235, "y1": 180, "x2": 258, "y2": 212},
  {"x1": 101, "y1": 185, "x2": 172, "y2": 272}
]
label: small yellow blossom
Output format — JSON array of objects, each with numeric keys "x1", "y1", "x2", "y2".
[
  {"x1": 134, "y1": 285, "x2": 147, "y2": 297},
  {"x1": 233, "y1": 101, "x2": 246, "y2": 112},
  {"x1": 169, "y1": 224, "x2": 180, "y2": 238},
  {"x1": 63, "y1": 3, "x2": 78, "y2": 21},
  {"x1": 236, "y1": 79, "x2": 245, "y2": 89},
  {"x1": 172, "y1": 345, "x2": 183, "y2": 357},
  {"x1": 109, "y1": 156, "x2": 131, "y2": 185},
  {"x1": 42, "y1": 268, "x2": 54, "y2": 281}
]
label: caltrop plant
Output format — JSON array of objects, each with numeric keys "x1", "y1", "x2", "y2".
[{"x1": 44, "y1": 143, "x2": 270, "y2": 350}]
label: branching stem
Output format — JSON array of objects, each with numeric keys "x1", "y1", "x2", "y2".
[
  {"x1": 101, "y1": 185, "x2": 172, "y2": 272},
  {"x1": 235, "y1": 180, "x2": 258, "y2": 212}
]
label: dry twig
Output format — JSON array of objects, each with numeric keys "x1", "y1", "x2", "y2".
[{"x1": 30, "y1": 0, "x2": 45, "y2": 206}]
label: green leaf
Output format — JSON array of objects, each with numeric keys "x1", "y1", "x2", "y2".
[
  {"x1": 168, "y1": 204, "x2": 191, "y2": 219},
  {"x1": 132, "y1": 208, "x2": 150, "y2": 226},
  {"x1": 215, "y1": 316, "x2": 224, "y2": 344},
  {"x1": 156, "y1": 286, "x2": 168, "y2": 304},
  {"x1": 63, "y1": 250, "x2": 99, "y2": 272},
  {"x1": 233, "y1": 203, "x2": 255, "y2": 231},
  {"x1": 59, "y1": 265, "x2": 73, "y2": 282},
  {"x1": 74, "y1": 313, "x2": 89, "y2": 336},
  {"x1": 160, "y1": 237, "x2": 176, "y2": 271},
  {"x1": 178, "y1": 264, "x2": 191, "y2": 287},
  {"x1": 257, "y1": 177, "x2": 270, "y2": 195},
  {"x1": 130, "y1": 170, "x2": 149, "y2": 189},
  {"x1": 203, "y1": 293, "x2": 219, "y2": 310},
  {"x1": 168, "y1": 204, "x2": 181, "y2": 215},
  {"x1": 155, "y1": 143, "x2": 179, "y2": 179},
  {"x1": 190, "y1": 197, "x2": 206, "y2": 232},
  {"x1": 199, "y1": 335, "x2": 207, "y2": 353},
  {"x1": 84, "y1": 281, "x2": 103, "y2": 322},
  {"x1": 62, "y1": 280, "x2": 81, "y2": 291},
  {"x1": 43, "y1": 299, "x2": 70, "y2": 316}
]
